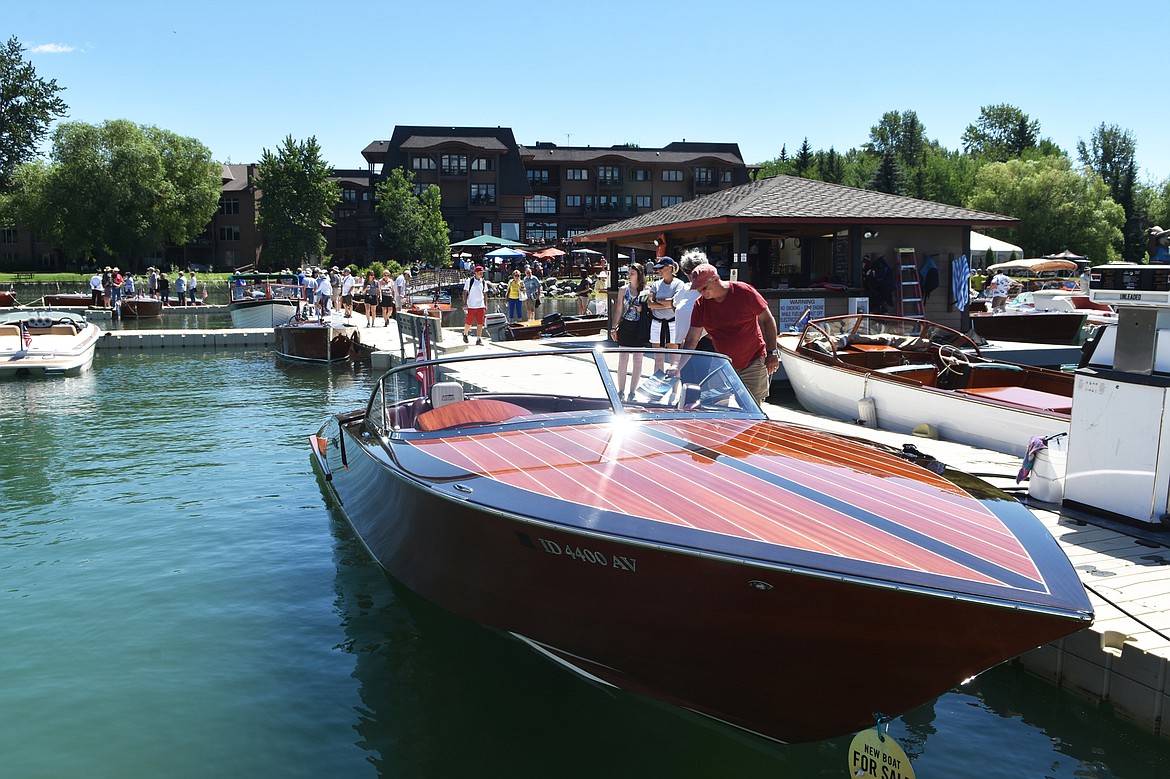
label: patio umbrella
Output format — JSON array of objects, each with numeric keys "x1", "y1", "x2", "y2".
[
  {"x1": 531, "y1": 247, "x2": 565, "y2": 259},
  {"x1": 449, "y1": 234, "x2": 525, "y2": 248},
  {"x1": 484, "y1": 247, "x2": 528, "y2": 259},
  {"x1": 572, "y1": 248, "x2": 603, "y2": 256},
  {"x1": 1042, "y1": 249, "x2": 1087, "y2": 262}
]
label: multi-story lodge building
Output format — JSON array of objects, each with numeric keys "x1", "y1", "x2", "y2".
[{"x1": 0, "y1": 126, "x2": 749, "y2": 272}]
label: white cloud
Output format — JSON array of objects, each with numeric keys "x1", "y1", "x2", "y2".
[{"x1": 30, "y1": 43, "x2": 77, "y2": 54}]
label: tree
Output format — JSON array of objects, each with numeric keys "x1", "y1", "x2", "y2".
[
  {"x1": 966, "y1": 155, "x2": 1124, "y2": 263},
  {"x1": 376, "y1": 166, "x2": 450, "y2": 265},
  {"x1": 816, "y1": 147, "x2": 845, "y2": 184},
  {"x1": 871, "y1": 148, "x2": 904, "y2": 195},
  {"x1": 11, "y1": 120, "x2": 219, "y2": 265},
  {"x1": 962, "y1": 104, "x2": 1040, "y2": 163},
  {"x1": 0, "y1": 36, "x2": 68, "y2": 190},
  {"x1": 793, "y1": 138, "x2": 814, "y2": 177},
  {"x1": 1078, "y1": 124, "x2": 1144, "y2": 260},
  {"x1": 253, "y1": 135, "x2": 338, "y2": 266}
]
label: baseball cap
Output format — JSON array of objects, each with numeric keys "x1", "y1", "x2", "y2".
[
  {"x1": 689, "y1": 263, "x2": 720, "y2": 290},
  {"x1": 474, "y1": 265, "x2": 484, "y2": 272},
  {"x1": 653, "y1": 256, "x2": 676, "y2": 269}
]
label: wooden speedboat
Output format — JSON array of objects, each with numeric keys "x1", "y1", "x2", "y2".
[
  {"x1": 118, "y1": 296, "x2": 163, "y2": 319},
  {"x1": 43, "y1": 293, "x2": 94, "y2": 308},
  {"x1": 968, "y1": 302, "x2": 1088, "y2": 344},
  {"x1": 779, "y1": 313, "x2": 1074, "y2": 457},
  {"x1": 0, "y1": 290, "x2": 18, "y2": 307},
  {"x1": 0, "y1": 309, "x2": 101, "y2": 377},
  {"x1": 274, "y1": 319, "x2": 369, "y2": 363},
  {"x1": 309, "y1": 346, "x2": 1092, "y2": 743},
  {"x1": 228, "y1": 273, "x2": 305, "y2": 328},
  {"x1": 501, "y1": 313, "x2": 608, "y2": 340}
]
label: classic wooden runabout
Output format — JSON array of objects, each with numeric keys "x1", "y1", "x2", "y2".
[{"x1": 310, "y1": 347, "x2": 1093, "y2": 743}]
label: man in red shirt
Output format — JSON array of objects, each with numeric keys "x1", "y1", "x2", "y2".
[{"x1": 670, "y1": 263, "x2": 779, "y2": 403}]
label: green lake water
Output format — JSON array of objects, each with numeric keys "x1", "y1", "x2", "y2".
[{"x1": 1, "y1": 350, "x2": 1166, "y2": 778}]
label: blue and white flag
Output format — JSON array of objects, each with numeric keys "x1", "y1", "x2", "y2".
[
  {"x1": 951, "y1": 255, "x2": 970, "y2": 312},
  {"x1": 790, "y1": 306, "x2": 813, "y2": 332}
]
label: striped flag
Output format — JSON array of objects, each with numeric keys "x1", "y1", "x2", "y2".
[
  {"x1": 414, "y1": 320, "x2": 433, "y2": 392},
  {"x1": 21, "y1": 321, "x2": 32, "y2": 349}
]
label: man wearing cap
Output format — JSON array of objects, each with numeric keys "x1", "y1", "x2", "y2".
[
  {"x1": 462, "y1": 266, "x2": 488, "y2": 345},
  {"x1": 329, "y1": 266, "x2": 342, "y2": 310},
  {"x1": 668, "y1": 263, "x2": 779, "y2": 404},
  {"x1": 314, "y1": 268, "x2": 333, "y2": 320},
  {"x1": 647, "y1": 257, "x2": 685, "y2": 374},
  {"x1": 340, "y1": 267, "x2": 356, "y2": 320},
  {"x1": 394, "y1": 268, "x2": 412, "y2": 311},
  {"x1": 90, "y1": 268, "x2": 104, "y2": 307}
]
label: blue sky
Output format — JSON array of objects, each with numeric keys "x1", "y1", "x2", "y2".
[{"x1": 10, "y1": 1, "x2": 1170, "y2": 184}]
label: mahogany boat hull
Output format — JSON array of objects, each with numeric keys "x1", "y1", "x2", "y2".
[
  {"x1": 970, "y1": 311, "x2": 1088, "y2": 344},
  {"x1": 275, "y1": 323, "x2": 367, "y2": 362},
  {"x1": 0, "y1": 290, "x2": 17, "y2": 307},
  {"x1": 503, "y1": 314, "x2": 608, "y2": 340},
  {"x1": 312, "y1": 402, "x2": 1092, "y2": 743},
  {"x1": 119, "y1": 297, "x2": 162, "y2": 318},
  {"x1": 43, "y1": 293, "x2": 94, "y2": 308}
]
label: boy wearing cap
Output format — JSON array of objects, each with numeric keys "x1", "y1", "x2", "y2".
[
  {"x1": 462, "y1": 266, "x2": 488, "y2": 345},
  {"x1": 647, "y1": 257, "x2": 685, "y2": 374},
  {"x1": 668, "y1": 263, "x2": 779, "y2": 404}
]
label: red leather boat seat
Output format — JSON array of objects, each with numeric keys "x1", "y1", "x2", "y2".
[{"x1": 415, "y1": 399, "x2": 530, "y2": 431}]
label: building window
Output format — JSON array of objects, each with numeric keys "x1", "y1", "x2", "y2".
[
  {"x1": 630, "y1": 169, "x2": 650, "y2": 181},
  {"x1": 623, "y1": 195, "x2": 634, "y2": 212},
  {"x1": 584, "y1": 196, "x2": 597, "y2": 211},
  {"x1": 566, "y1": 228, "x2": 586, "y2": 238},
  {"x1": 662, "y1": 169, "x2": 683, "y2": 182},
  {"x1": 218, "y1": 225, "x2": 240, "y2": 241},
  {"x1": 565, "y1": 195, "x2": 581, "y2": 208},
  {"x1": 471, "y1": 157, "x2": 495, "y2": 171},
  {"x1": 440, "y1": 153, "x2": 467, "y2": 175},
  {"x1": 566, "y1": 168, "x2": 588, "y2": 181},
  {"x1": 362, "y1": 191, "x2": 371, "y2": 201},
  {"x1": 719, "y1": 170, "x2": 733, "y2": 183},
  {"x1": 527, "y1": 168, "x2": 550, "y2": 184},
  {"x1": 222, "y1": 249, "x2": 238, "y2": 266},
  {"x1": 661, "y1": 195, "x2": 683, "y2": 207},
  {"x1": 1, "y1": 251, "x2": 19, "y2": 263},
  {"x1": 471, "y1": 183, "x2": 496, "y2": 205},
  {"x1": 411, "y1": 156, "x2": 436, "y2": 170},
  {"x1": 526, "y1": 221, "x2": 558, "y2": 241},
  {"x1": 597, "y1": 165, "x2": 621, "y2": 185},
  {"x1": 342, "y1": 189, "x2": 357, "y2": 202},
  {"x1": 693, "y1": 167, "x2": 714, "y2": 186},
  {"x1": 412, "y1": 184, "x2": 427, "y2": 196},
  {"x1": 501, "y1": 222, "x2": 520, "y2": 241},
  {"x1": 1, "y1": 228, "x2": 18, "y2": 243},
  {"x1": 636, "y1": 195, "x2": 651, "y2": 208},
  {"x1": 526, "y1": 194, "x2": 556, "y2": 214},
  {"x1": 599, "y1": 195, "x2": 618, "y2": 212},
  {"x1": 219, "y1": 197, "x2": 239, "y2": 215}
]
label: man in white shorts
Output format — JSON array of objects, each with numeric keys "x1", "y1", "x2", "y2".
[{"x1": 646, "y1": 257, "x2": 685, "y2": 374}]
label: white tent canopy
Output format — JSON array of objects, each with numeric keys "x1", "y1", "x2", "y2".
[{"x1": 970, "y1": 232, "x2": 1022, "y2": 267}]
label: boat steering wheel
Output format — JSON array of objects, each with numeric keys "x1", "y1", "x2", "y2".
[{"x1": 938, "y1": 344, "x2": 973, "y2": 372}]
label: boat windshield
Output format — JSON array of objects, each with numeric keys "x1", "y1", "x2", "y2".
[
  {"x1": 363, "y1": 347, "x2": 764, "y2": 437},
  {"x1": 228, "y1": 275, "x2": 305, "y2": 303},
  {"x1": 799, "y1": 314, "x2": 976, "y2": 356}
]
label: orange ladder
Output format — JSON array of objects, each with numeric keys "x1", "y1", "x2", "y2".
[{"x1": 895, "y1": 248, "x2": 925, "y2": 318}]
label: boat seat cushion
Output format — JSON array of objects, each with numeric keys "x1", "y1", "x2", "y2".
[
  {"x1": 0, "y1": 324, "x2": 21, "y2": 339},
  {"x1": 416, "y1": 399, "x2": 530, "y2": 432},
  {"x1": 430, "y1": 381, "x2": 464, "y2": 408}
]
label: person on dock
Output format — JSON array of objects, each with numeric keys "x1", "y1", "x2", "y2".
[
  {"x1": 394, "y1": 268, "x2": 411, "y2": 312},
  {"x1": 175, "y1": 271, "x2": 187, "y2": 307},
  {"x1": 379, "y1": 270, "x2": 397, "y2": 327},
  {"x1": 575, "y1": 273, "x2": 594, "y2": 315},
  {"x1": 329, "y1": 267, "x2": 342, "y2": 311},
  {"x1": 462, "y1": 265, "x2": 488, "y2": 345},
  {"x1": 123, "y1": 272, "x2": 136, "y2": 298},
  {"x1": 506, "y1": 269, "x2": 524, "y2": 321},
  {"x1": 313, "y1": 269, "x2": 333, "y2": 321},
  {"x1": 362, "y1": 271, "x2": 379, "y2": 327},
  {"x1": 647, "y1": 257, "x2": 684, "y2": 375},
  {"x1": 89, "y1": 269, "x2": 103, "y2": 307},
  {"x1": 148, "y1": 267, "x2": 159, "y2": 299},
  {"x1": 609, "y1": 263, "x2": 650, "y2": 402},
  {"x1": 110, "y1": 268, "x2": 125, "y2": 309},
  {"x1": 340, "y1": 268, "x2": 356, "y2": 320},
  {"x1": 522, "y1": 266, "x2": 541, "y2": 321},
  {"x1": 101, "y1": 266, "x2": 113, "y2": 307},
  {"x1": 187, "y1": 271, "x2": 198, "y2": 306},
  {"x1": 158, "y1": 272, "x2": 170, "y2": 306},
  {"x1": 668, "y1": 263, "x2": 779, "y2": 405}
]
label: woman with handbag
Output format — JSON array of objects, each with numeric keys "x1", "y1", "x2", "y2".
[
  {"x1": 506, "y1": 269, "x2": 524, "y2": 321},
  {"x1": 609, "y1": 264, "x2": 650, "y2": 402}
]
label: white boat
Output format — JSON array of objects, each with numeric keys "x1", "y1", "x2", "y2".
[
  {"x1": 228, "y1": 273, "x2": 305, "y2": 328},
  {"x1": 778, "y1": 313, "x2": 1074, "y2": 457},
  {"x1": 0, "y1": 309, "x2": 102, "y2": 377}
]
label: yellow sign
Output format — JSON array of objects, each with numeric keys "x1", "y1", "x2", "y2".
[{"x1": 847, "y1": 728, "x2": 915, "y2": 779}]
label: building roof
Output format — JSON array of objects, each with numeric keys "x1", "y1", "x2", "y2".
[
  {"x1": 573, "y1": 174, "x2": 1017, "y2": 243},
  {"x1": 519, "y1": 142, "x2": 744, "y2": 167},
  {"x1": 222, "y1": 164, "x2": 253, "y2": 192},
  {"x1": 400, "y1": 135, "x2": 508, "y2": 152}
]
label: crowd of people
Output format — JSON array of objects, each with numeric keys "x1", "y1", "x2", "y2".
[{"x1": 87, "y1": 266, "x2": 203, "y2": 308}]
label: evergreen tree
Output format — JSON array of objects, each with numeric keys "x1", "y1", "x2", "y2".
[
  {"x1": 871, "y1": 149, "x2": 904, "y2": 195},
  {"x1": 794, "y1": 138, "x2": 814, "y2": 177},
  {"x1": 817, "y1": 147, "x2": 845, "y2": 184}
]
